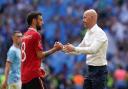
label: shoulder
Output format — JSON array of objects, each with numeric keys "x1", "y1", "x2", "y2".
[
  {"x1": 8, "y1": 46, "x2": 19, "y2": 55},
  {"x1": 24, "y1": 30, "x2": 41, "y2": 40},
  {"x1": 7, "y1": 46, "x2": 17, "y2": 62},
  {"x1": 32, "y1": 31, "x2": 41, "y2": 41},
  {"x1": 8, "y1": 46, "x2": 15, "y2": 53},
  {"x1": 7, "y1": 46, "x2": 16, "y2": 59},
  {"x1": 32, "y1": 31, "x2": 41, "y2": 37},
  {"x1": 95, "y1": 26, "x2": 108, "y2": 41}
]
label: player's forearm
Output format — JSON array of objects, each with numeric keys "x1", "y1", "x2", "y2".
[
  {"x1": 37, "y1": 48, "x2": 58, "y2": 59},
  {"x1": 43, "y1": 47, "x2": 57, "y2": 57},
  {"x1": 4, "y1": 62, "x2": 11, "y2": 81}
]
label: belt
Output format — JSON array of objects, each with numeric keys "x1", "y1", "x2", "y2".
[{"x1": 88, "y1": 65, "x2": 107, "y2": 72}]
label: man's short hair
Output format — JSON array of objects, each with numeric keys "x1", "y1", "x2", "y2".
[
  {"x1": 27, "y1": 12, "x2": 42, "y2": 26},
  {"x1": 12, "y1": 31, "x2": 22, "y2": 36}
]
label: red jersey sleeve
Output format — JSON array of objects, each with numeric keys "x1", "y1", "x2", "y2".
[{"x1": 32, "y1": 32, "x2": 43, "y2": 52}]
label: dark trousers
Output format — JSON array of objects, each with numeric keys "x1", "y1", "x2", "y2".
[
  {"x1": 83, "y1": 65, "x2": 108, "y2": 89},
  {"x1": 22, "y1": 77, "x2": 48, "y2": 89}
]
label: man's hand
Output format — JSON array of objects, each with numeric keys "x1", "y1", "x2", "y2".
[
  {"x1": 2, "y1": 80, "x2": 7, "y2": 89},
  {"x1": 63, "y1": 43, "x2": 75, "y2": 53},
  {"x1": 54, "y1": 42, "x2": 63, "y2": 51}
]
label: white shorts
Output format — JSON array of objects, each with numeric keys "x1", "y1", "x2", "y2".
[{"x1": 8, "y1": 81, "x2": 21, "y2": 89}]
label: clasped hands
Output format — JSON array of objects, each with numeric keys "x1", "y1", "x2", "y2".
[{"x1": 53, "y1": 42, "x2": 75, "y2": 53}]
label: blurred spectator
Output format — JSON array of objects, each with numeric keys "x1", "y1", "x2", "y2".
[{"x1": 114, "y1": 65, "x2": 127, "y2": 89}]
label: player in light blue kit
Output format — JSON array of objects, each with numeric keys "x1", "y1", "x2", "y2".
[{"x1": 2, "y1": 31, "x2": 22, "y2": 89}]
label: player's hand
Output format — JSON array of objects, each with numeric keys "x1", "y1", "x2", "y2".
[
  {"x1": 2, "y1": 80, "x2": 7, "y2": 89},
  {"x1": 54, "y1": 42, "x2": 63, "y2": 51},
  {"x1": 63, "y1": 43, "x2": 75, "y2": 53}
]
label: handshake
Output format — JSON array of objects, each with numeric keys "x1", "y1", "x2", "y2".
[{"x1": 53, "y1": 42, "x2": 75, "y2": 53}]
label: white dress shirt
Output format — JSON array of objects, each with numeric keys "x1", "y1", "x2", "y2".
[{"x1": 74, "y1": 24, "x2": 108, "y2": 66}]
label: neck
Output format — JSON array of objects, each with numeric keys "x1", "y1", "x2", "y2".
[
  {"x1": 88, "y1": 23, "x2": 96, "y2": 30},
  {"x1": 13, "y1": 43, "x2": 20, "y2": 48},
  {"x1": 29, "y1": 24, "x2": 37, "y2": 31}
]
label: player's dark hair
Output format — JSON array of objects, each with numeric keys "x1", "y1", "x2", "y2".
[
  {"x1": 13, "y1": 31, "x2": 21, "y2": 36},
  {"x1": 27, "y1": 12, "x2": 42, "y2": 26}
]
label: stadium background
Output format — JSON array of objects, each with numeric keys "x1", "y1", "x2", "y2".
[{"x1": 0, "y1": 0, "x2": 128, "y2": 89}]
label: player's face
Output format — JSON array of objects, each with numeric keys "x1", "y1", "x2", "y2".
[
  {"x1": 36, "y1": 15, "x2": 43, "y2": 31},
  {"x1": 13, "y1": 33, "x2": 22, "y2": 45},
  {"x1": 83, "y1": 13, "x2": 91, "y2": 29}
]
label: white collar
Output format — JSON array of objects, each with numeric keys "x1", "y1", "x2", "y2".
[{"x1": 88, "y1": 24, "x2": 98, "y2": 33}]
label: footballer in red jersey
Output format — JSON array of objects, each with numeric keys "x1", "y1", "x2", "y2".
[{"x1": 21, "y1": 12, "x2": 63, "y2": 89}]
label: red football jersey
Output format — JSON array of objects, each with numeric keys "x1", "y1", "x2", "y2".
[{"x1": 21, "y1": 27, "x2": 45, "y2": 84}]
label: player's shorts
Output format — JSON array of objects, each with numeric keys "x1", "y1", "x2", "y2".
[
  {"x1": 21, "y1": 77, "x2": 48, "y2": 89},
  {"x1": 8, "y1": 80, "x2": 21, "y2": 89}
]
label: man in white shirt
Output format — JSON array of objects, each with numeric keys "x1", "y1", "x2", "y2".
[{"x1": 63, "y1": 9, "x2": 108, "y2": 89}]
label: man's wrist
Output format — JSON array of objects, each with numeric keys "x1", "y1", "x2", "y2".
[
  {"x1": 53, "y1": 46, "x2": 62, "y2": 51},
  {"x1": 52, "y1": 47, "x2": 58, "y2": 51},
  {"x1": 73, "y1": 47, "x2": 76, "y2": 52}
]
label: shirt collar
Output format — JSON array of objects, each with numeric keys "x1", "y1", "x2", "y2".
[
  {"x1": 28, "y1": 27, "x2": 37, "y2": 32},
  {"x1": 13, "y1": 44, "x2": 20, "y2": 49},
  {"x1": 88, "y1": 24, "x2": 98, "y2": 33}
]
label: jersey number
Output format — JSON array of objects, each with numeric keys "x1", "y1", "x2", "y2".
[{"x1": 21, "y1": 42, "x2": 26, "y2": 62}]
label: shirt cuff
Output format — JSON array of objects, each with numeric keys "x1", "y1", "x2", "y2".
[{"x1": 74, "y1": 47, "x2": 80, "y2": 53}]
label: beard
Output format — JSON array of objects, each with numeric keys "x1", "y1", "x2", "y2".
[{"x1": 36, "y1": 25, "x2": 42, "y2": 31}]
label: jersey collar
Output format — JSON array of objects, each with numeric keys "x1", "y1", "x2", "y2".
[{"x1": 28, "y1": 27, "x2": 37, "y2": 32}]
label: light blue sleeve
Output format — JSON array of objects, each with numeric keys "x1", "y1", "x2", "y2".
[{"x1": 7, "y1": 49, "x2": 16, "y2": 63}]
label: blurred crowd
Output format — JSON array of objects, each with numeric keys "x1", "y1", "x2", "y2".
[{"x1": 0, "y1": 0, "x2": 128, "y2": 89}]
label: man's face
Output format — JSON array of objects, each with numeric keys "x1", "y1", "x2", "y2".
[
  {"x1": 36, "y1": 15, "x2": 44, "y2": 31},
  {"x1": 13, "y1": 33, "x2": 22, "y2": 45},
  {"x1": 83, "y1": 13, "x2": 91, "y2": 29}
]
